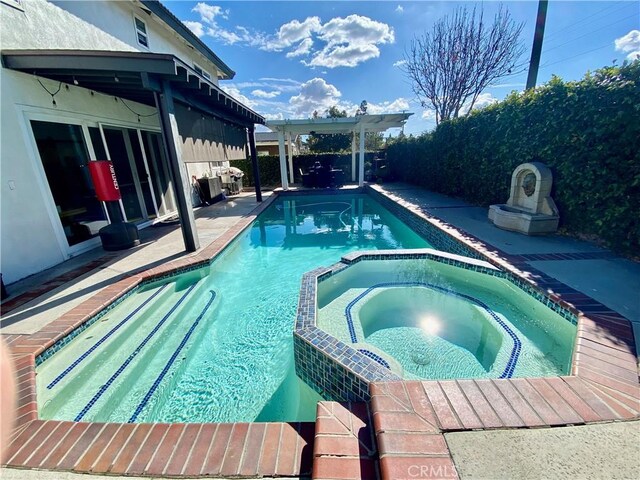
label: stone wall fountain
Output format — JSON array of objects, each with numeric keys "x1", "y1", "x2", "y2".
[{"x1": 488, "y1": 162, "x2": 559, "y2": 235}]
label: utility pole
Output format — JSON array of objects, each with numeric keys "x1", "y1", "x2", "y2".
[{"x1": 526, "y1": 0, "x2": 549, "y2": 90}]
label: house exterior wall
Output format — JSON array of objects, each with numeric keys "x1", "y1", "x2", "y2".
[
  {"x1": 0, "y1": 0, "x2": 223, "y2": 83},
  {"x1": 0, "y1": 0, "x2": 137, "y2": 51},
  {"x1": 51, "y1": 0, "x2": 223, "y2": 84},
  {"x1": 256, "y1": 142, "x2": 299, "y2": 157},
  {"x1": 0, "y1": 0, "x2": 245, "y2": 283},
  {"x1": 0, "y1": 67, "x2": 160, "y2": 284}
]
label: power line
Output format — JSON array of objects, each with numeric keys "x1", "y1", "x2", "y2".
[
  {"x1": 539, "y1": 42, "x2": 613, "y2": 70},
  {"x1": 543, "y1": 14, "x2": 638, "y2": 55},
  {"x1": 543, "y1": 2, "x2": 630, "y2": 42}
]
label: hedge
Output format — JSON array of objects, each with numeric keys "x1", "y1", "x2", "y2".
[
  {"x1": 231, "y1": 152, "x2": 377, "y2": 187},
  {"x1": 386, "y1": 62, "x2": 640, "y2": 254}
]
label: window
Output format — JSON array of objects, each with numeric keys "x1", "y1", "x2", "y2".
[
  {"x1": 134, "y1": 15, "x2": 149, "y2": 48},
  {"x1": 193, "y1": 64, "x2": 212, "y2": 81}
]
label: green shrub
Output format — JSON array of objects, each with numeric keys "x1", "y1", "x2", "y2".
[{"x1": 387, "y1": 62, "x2": 640, "y2": 254}]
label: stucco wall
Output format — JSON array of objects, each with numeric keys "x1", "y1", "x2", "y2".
[
  {"x1": 0, "y1": 68, "x2": 160, "y2": 284},
  {"x1": 51, "y1": 0, "x2": 222, "y2": 84},
  {"x1": 0, "y1": 0, "x2": 136, "y2": 51},
  {"x1": 0, "y1": 0, "x2": 223, "y2": 84}
]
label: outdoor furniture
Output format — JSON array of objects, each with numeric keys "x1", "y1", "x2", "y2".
[{"x1": 303, "y1": 163, "x2": 344, "y2": 188}]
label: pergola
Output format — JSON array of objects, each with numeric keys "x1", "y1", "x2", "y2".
[{"x1": 266, "y1": 113, "x2": 412, "y2": 189}]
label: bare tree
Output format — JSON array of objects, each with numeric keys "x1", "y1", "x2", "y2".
[{"x1": 404, "y1": 5, "x2": 524, "y2": 125}]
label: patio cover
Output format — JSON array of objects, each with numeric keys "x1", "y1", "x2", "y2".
[
  {"x1": 266, "y1": 113, "x2": 412, "y2": 188},
  {"x1": 2, "y1": 49, "x2": 265, "y2": 253}
]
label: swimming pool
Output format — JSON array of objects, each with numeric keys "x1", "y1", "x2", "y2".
[{"x1": 36, "y1": 193, "x2": 431, "y2": 423}]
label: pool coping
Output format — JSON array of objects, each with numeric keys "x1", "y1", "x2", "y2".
[{"x1": 2, "y1": 186, "x2": 639, "y2": 479}]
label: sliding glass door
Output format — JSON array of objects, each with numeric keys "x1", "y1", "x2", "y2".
[
  {"x1": 30, "y1": 120, "x2": 108, "y2": 247},
  {"x1": 100, "y1": 126, "x2": 177, "y2": 223}
]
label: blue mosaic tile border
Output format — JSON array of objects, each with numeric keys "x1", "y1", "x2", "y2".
[
  {"x1": 129, "y1": 289, "x2": 217, "y2": 422},
  {"x1": 365, "y1": 186, "x2": 483, "y2": 260},
  {"x1": 294, "y1": 328, "x2": 400, "y2": 402},
  {"x1": 74, "y1": 283, "x2": 197, "y2": 421},
  {"x1": 357, "y1": 349, "x2": 391, "y2": 369},
  {"x1": 35, "y1": 285, "x2": 141, "y2": 367},
  {"x1": 344, "y1": 281, "x2": 522, "y2": 379}
]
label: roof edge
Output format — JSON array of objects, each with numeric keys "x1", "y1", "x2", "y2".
[{"x1": 140, "y1": 0, "x2": 235, "y2": 80}]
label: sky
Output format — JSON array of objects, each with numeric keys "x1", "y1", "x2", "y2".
[{"x1": 165, "y1": 0, "x2": 640, "y2": 135}]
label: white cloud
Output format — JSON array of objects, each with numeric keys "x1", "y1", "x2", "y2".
[
  {"x1": 185, "y1": 9, "x2": 393, "y2": 69},
  {"x1": 289, "y1": 78, "x2": 342, "y2": 116},
  {"x1": 366, "y1": 98, "x2": 410, "y2": 114},
  {"x1": 615, "y1": 30, "x2": 640, "y2": 61},
  {"x1": 188, "y1": 3, "x2": 263, "y2": 46},
  {"x1": 286, "y1": 38, "x2": 315, "y2": 58},
  {"x1": 263, "y1": 112, "x2": 285, "y2": 121},
  {"x1": 299, "y1": 15, "x2": 394, "y2": 69},
  {"x1": 469, "y1": 93, "x2": 498, "y2": 111},
  {"x1": 422, "y1": 110, "x2": 437, "y2": 121},
  {"x1": 251, "y1": 89, "x2": 281, "y2": 99},
  {"x1": 259, "y1": 77, "x2": 301, "y2": 84},
  {"x1": 220, "y1": 85, "x2": 256, "y2": 109},
  {"x1": 183, "y1": 20, "x2": 205, "y2": 38},
  {"x1": 232, "y1": 78, "x2": 302, "y2": 94},
  {"x1": 395, "y1": 5, "x2": 404, "y2": 14},
  {"x1": 263, "y1": 17, "x2": 322, "y2": 52},
  {"x1": 317, "y1": 15, "x2": 394, "y2": 47},
  {"x1": 304, "y1": 43, "x2": 381, "y2": 68},
  {"x1": 393, "y1": 59, "x2": 407, "y2": 68},
  {"x1": 192, "y1": 3, "x2": 228, "y2": 22}
]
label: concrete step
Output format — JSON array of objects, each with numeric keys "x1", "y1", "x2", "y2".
[{"x1": 312, "y1": 401, "x2": 380, "y2": 480}]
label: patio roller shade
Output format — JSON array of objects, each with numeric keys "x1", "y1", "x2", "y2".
[{"x1": 175, "y1": 103, "x2": 247, "y2": 162}]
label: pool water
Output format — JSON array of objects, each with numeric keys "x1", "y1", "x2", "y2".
[
  {"x1": 37, "y1": 194, "x2": 430, "y2": 423},
  {"x1": 317, "y1": 259, "x2": 576, "y2": 380}
]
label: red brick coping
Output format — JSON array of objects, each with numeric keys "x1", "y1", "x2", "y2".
[{"x1": 3, "y1": 189, "x2": 639, "y2": 479}]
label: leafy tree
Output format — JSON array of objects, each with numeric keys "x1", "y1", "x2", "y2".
[
  {"x1": 355, "y1": 100, "x2": 368, "y2": 116},
  {"x1": 365, "y1": 132, "x2": 384, "y2": 151},
  {"x1": 308, "y1": 106, "x2": 352, "y2": 152},
  {"x1": 403, "y1": 5, "x2": 524, "y2": 125}
]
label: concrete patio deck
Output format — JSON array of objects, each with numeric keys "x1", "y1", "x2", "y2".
[{"x1": 1, "y1": 185, "x2": 638, "y2": 479}]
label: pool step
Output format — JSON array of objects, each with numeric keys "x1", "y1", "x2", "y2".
[
  {"x1": 84, "y1": 277, "x2": 214, "y2": 422},
  {"x1": 311, "y1": 401, "x2": 380, "y2": 480},
  {"x1": 37, "y1": 283, "x2": 177, "y2": 416},
  {"x1": 38, "y1": 277, "x2": 214, "y2": 421}
]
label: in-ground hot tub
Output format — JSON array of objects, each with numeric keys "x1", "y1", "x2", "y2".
[{"x1": 294, "y1": 250, "x2": 578, "y2": 399}]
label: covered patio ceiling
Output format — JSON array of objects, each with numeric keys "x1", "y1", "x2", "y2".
[
  {"x1": 265, "y1": 113, "x2": 413, "y2": 188},
  {"x1": 1, "y1": 49, "x2": 264, "y2": 127}
]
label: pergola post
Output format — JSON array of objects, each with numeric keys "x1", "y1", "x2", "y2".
[
  {"x1": 248, "y1": 125, "x2": 262, "y2": 202},
  {"x1": 277, "y1": 129, "x2": 289, "y2": 190},
  {"x1": 287, "y1": 131, "x2": 294, "y2": 184},
  {"x1": 154, "y1": 82, "x2": 199, "y2": 252},
  {"x1": 351, "y1": 132, "x2": 356, "y2": 182},
  {"x1": 358, "y1": 123, "x2": 365, "y2": 187}
]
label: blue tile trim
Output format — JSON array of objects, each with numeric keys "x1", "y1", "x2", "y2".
[
  {"x1": 74, "y1": 283, "x2": 197, "y2": 421},
  {"x1": 344, "y1": 282, "x2": 522, "y2": 379},
  {"x1": 128, "y1": 290, "x2": 217, "y2": 423},
  {"x1": 47, "y1": 284, "x2": 169, "y2": 390},
  {"x1": 357, "y1": 349, "x2": 391, "y2": 369}
]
